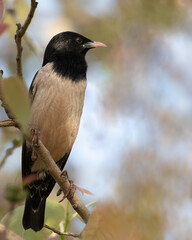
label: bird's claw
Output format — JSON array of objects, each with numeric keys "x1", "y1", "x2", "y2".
[
  {"x1": 57, "y1": 188, "x2": 62, "y2": 197},
  {"x1": 31, "y1": 128, "x2": 40, "y2": 161},
  {"x1": 58, "y1": 171, "x2": 76, "y2": 203},
  {"x1": 31, "y1": 128, "x2": 40, "y2": 146}
]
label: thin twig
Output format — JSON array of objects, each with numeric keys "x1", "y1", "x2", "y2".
[
  {"x1": 0, "y1": 120, "x2": 17, "y2": 128},
  {"x1": 15, "y1": 0, "x2": 38, "y2": 79},
  {"x1": 7, "y1": 2, "x2": 43, "y2": 57},
  {"x1": 44, "y1": 224, "x2": 80, "y2": 238},
  {"x1": 0, "y1": 139, "x2": 21, "y2": 169},
  {"x1": 34, "y1": 140, "x2": 90, "y2": 224}
]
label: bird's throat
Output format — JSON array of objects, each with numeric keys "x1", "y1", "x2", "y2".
[{"x1": 52, "y1": 54, "x2": 88, "y2": 82}]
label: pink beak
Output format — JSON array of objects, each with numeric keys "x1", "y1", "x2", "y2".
[
  {"x1": 92, "y1": 41, "x2": 107, "y2": 48},
  {"x1": 83, "y1": 41, "x2": 107, "y2": 49}
]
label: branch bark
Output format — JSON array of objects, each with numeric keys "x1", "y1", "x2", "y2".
[
  {"x1": 34, "y1": 140, "x2": 90, "y2": 224},
  {"x1": 44, "y1": 224, "x2": 80, "y2": 238},
  {"x1": 0, "y1": 120, "x2": 17, "y2": 128},
  {"x1": 15, "y1": 0, "x2": 38, "y2": 79}
]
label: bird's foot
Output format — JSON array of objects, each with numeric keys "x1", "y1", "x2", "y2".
[
  {"x1": 58, "y1": 180, "x2": 76, "y2": 203},
  {"x1": 57, "y1": 170, "x2": 76, "y2": 202},
  {"x1": 31, "y1": 128, "x2": 40, "y2": 146},
  {"x1": 31, "y1": 128, "x2": 40, "y2": 161},
  {"x1": 56, "y1": 171, "x2": 93, "y2": 202}
]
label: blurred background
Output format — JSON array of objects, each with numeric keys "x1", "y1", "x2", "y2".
[{"x1": 1, "y1": 0, "x2": 192, "y2": 239}]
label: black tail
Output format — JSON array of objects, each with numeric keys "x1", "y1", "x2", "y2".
[
  {"x1": 22, "y1": 197, "x2": 46, "y2": 232},
  {"x1": 22, "y1": 142, "x2": 69, "y2": 232}
]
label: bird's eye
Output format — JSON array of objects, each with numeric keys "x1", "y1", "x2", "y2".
[{"x1": 76, "y1": 38, "x2": 83, "y2": 44}]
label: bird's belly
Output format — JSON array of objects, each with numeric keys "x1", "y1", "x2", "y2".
[{"x1": 30, "y1": 78, "x2": 86, "y2": 172}]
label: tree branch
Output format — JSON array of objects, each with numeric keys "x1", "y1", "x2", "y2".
[
  {"x1": 44, "y1": 224, "x2": 80, "y2": 238},
  {"x1": 15, "y1": 0, "x2": 38, "y2": 79},
  {"x1": 7, "y1": 0, "x2": 43, "y2": 57},
  {"x1": 34, "y1": 140, "x2": 90, "y2": 224},
  {"x1": 0, "y1": 120, "x2": 17, "y2": 128},
  {"x1": 0, "y1": 118, "x2": 91, "y2": 224}
]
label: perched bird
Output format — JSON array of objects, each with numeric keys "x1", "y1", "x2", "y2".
[{"x1": 22, "y1": 31, "x2": 106, "y2": 231}]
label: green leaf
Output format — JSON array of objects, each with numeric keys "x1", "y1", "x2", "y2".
[
  {"x1": 1, "y1": 200, "x2": 65, "y2": 240},
  {"x1": 0, "y1": 76, "x2": 31, "y2": 137}
]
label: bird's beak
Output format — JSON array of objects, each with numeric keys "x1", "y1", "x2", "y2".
[{"x1": 83, "y1": 41, "x2": 107, "y2": 49}]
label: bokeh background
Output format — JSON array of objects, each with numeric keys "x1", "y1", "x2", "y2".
[{"x1": 1, "y1": 0, "x2": 192, "y2": 239}]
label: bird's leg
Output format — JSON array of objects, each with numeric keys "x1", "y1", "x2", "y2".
[
  {"x1": 57, "y1": 170, "x2": 76, "y2": 202},
  {"x1": 31, "y1": 128, "x2": 40, "y2": 161},
  {"x1": 57, "y1": 170, "x2": 94, "y2": 202}
]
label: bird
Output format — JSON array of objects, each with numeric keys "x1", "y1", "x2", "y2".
[{"x1": 22, "y1": 31, "x2": 106, "y2": 232}]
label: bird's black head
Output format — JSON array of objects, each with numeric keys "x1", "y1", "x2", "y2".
[{"x1": 42, "y1": 31, "x2": 106, "y2": 81}]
